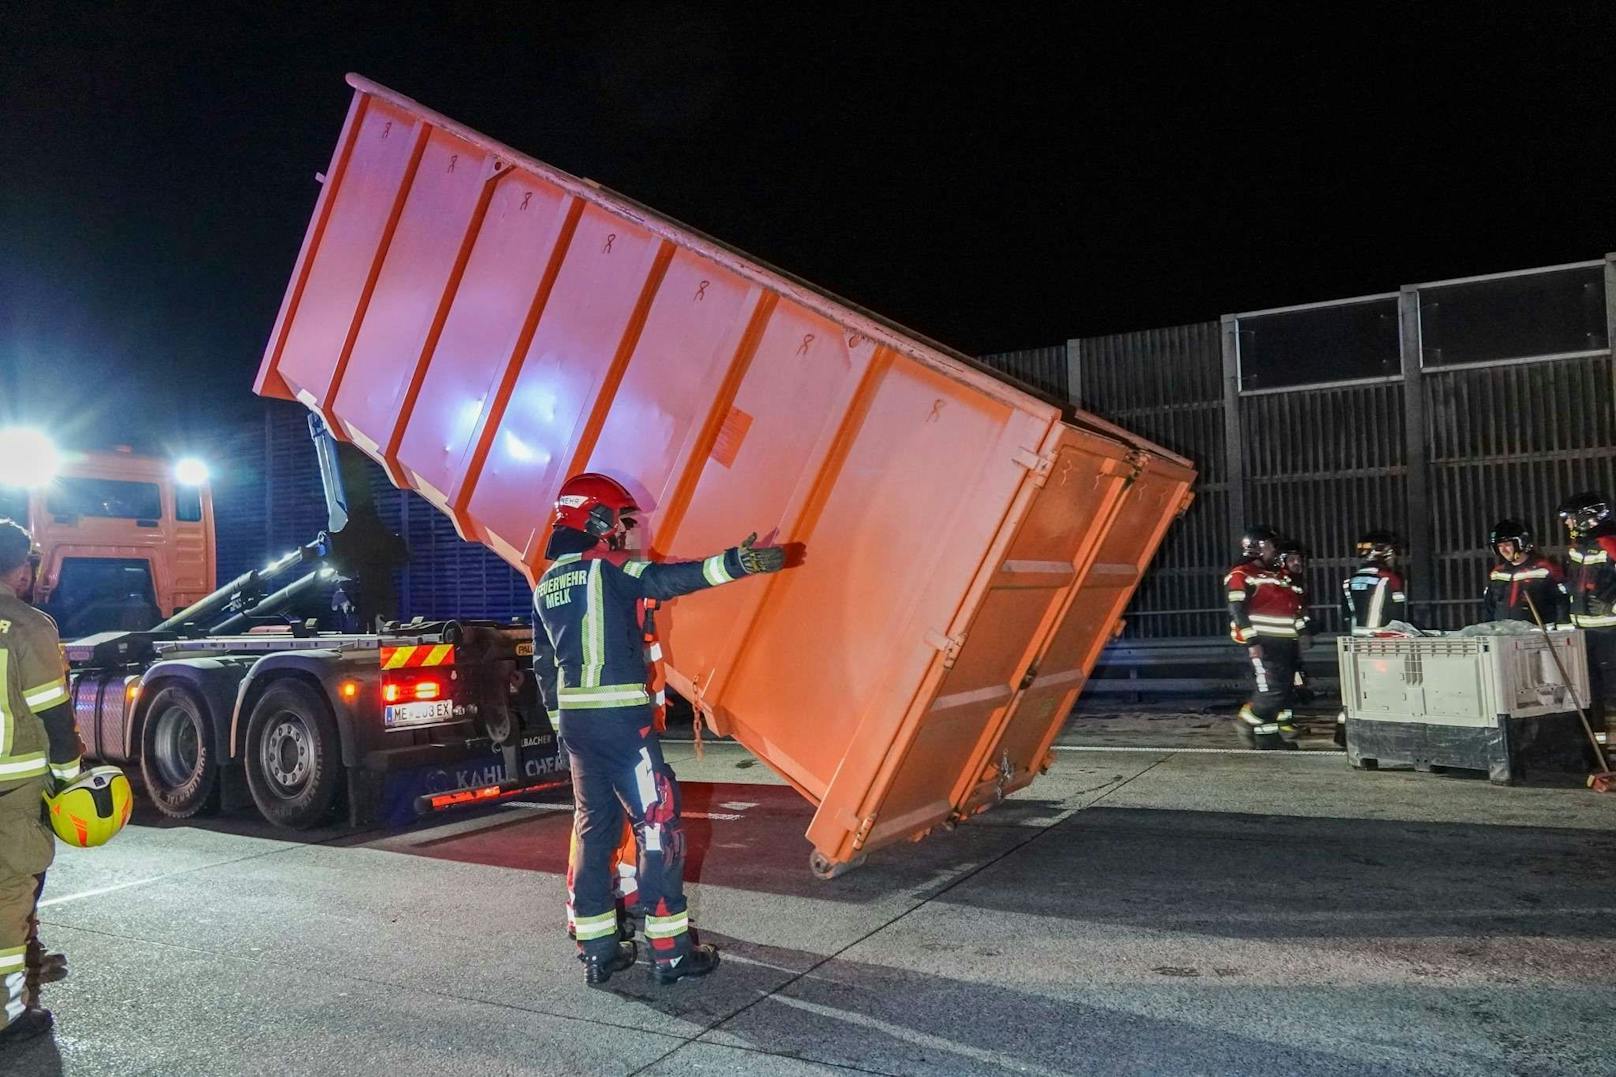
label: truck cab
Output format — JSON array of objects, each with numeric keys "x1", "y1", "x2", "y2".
[{"x1": 0, "y1": 445, "x2": 216, "y2": 637}]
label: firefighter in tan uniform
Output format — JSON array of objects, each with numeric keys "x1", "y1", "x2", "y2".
[{"x1": 0, "y1": 520, "x2": 82, "y2": 1046}]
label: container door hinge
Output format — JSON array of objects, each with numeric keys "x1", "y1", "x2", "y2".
[
  {"x1": 1122, "y1": 449, "x2": 1151, "y2": 487},
  {"x1": 852, "y1": 814, "x2": 877, "y2": 850},
  {"x1": 1012, "y1": 447, "x2": 1057, "y2": 486},
  {"x1": 924, "y1": 629, "x2": 967, "y2": 668}
]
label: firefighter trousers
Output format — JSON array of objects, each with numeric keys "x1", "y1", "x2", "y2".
[
  {"x1": 1238, "y1": 638, "x2": 1299, "y2": 743},
  {"x1": 559, "y1": 710, "x2": 690, "y2": 964},
  {"x1": 0, "y1": 779, "x2": 52, "y2": 1031},
  {"x1": 1585, "y1": 627, "x2": 1616, "y2": 733},
  {"x1": 565, "y1": 823, "x2": 639, "y2": 935}
]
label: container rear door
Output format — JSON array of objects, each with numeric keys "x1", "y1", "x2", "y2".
[
  {"x1": 804, "y1": 425, "x2": 1146, "y2": 862},
  {"x1": 955, "y1": 443, "x2": 1195, "y2": 814}
]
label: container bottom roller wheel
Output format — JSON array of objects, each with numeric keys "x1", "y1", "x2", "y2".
[{"x1": 808, "y1": 850, "x2": 867, "y2": 880}]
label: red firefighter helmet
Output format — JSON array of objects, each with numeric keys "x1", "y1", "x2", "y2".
[{"x1": 551, "y1": 473, "x2": 640, "y2": 541}]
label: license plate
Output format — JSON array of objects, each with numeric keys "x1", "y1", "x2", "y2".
[{"x1": 384, "y1": 700, "x2": 455, "y2": 728}]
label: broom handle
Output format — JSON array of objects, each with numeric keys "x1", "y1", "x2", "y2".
[{"x1": 1522, "y1": 591, "x2": 1610, "y2": 774}]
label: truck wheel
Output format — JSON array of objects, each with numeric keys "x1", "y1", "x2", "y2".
[
  {"x1": 244, "y1": 680, "x2": 342, "y2": 830},
  {"x1": 140, "y1": 684, "x2": 220, "y2": 818}
]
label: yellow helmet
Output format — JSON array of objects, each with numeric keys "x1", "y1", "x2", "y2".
[{"x1": 44, "y1": 766, "x2": 133, "y2": 848}]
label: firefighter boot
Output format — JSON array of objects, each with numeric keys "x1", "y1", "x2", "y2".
[
  {"x1": 26, "y1": 937, "x2": 67, "y2": 996},
  {"x1": 582, "y1": 941, "x2": 638, "y2": 987},
  {"x1": 0, "y1": 1007, "x2": 53, "y2": 1047},
  {"x1": 652, "y1": 942, "x2": 721, "y2": 985},
  {"x1": 1276, "y1": 710, "x2": 1301, "y2": 745}
]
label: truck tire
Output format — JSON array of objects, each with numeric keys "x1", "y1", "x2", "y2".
[
  {"x1": 140, "y1": 684, "x2": 221, "y2": 818},
  {"x1": 244, "y1": 680, "x2": 343, "y2": 830}
]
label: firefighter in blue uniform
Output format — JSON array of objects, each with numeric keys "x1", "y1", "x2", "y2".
[{"x1": 533, "y1": 474, "x2": 794, "y2": 986}]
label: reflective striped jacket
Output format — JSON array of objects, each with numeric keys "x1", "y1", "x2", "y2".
[
  {"x1": 1567, "y1": 533, "x2": 1616, "y2": 629},
  {"x1": 1224, "y1": 558, "x2": 1305, "y2": 643},
  {"x1": 0, "y1": 584, "x2": 81, "y2": 789},
  {"x1": 533, "y1": 546, "x2": 754, "y2": 713},
  {"x1": 1341, "y1": 564, "x2": 1408, "y2": 634},
  {"x1": 1481, "y1": 553, "x2": 1568, "y2": 625}
]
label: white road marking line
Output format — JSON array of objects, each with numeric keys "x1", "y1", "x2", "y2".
[
  {"x1": 719, "y1": 801, "x2": 757, "y2": 811},
  {"x1": 766, "y1": 993, "x2": 1073, "y2": 1077},
  {"x1": 40, "y1": 876, "x2": 169, "y2": 909},
  {"x1": 684, "y1": 811, "x2": 741, "y2": 820},
  {"x1": 1052, "y1": 744, "x2": 1341, "y2": 757}
]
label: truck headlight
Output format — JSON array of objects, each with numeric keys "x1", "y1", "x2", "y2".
[{"x1": 0, "y1": 428, "x2": 62, "y2": 489}]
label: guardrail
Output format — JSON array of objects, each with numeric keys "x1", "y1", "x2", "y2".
[{"x1": 1084, "y1": 634, "x2": 1341, "y2": 703}]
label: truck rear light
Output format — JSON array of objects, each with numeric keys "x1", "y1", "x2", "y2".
[{"x1": 381, "y1": 669, "x2": 455, "y2": 705}]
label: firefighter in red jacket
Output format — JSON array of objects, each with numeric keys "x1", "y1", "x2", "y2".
[
  {"x1": 533, "y1": 473, "x2": 795, "y2": 986},
  {"x1": 1560, "y1": 492, "x2": 1616, "y2": 729},
  {"x1": 1226, "y1": 525, "x2": 1305, "y2": 749},
  {"x1": 1481, "y1": 518, "x2": 1569, "y2": 625}
]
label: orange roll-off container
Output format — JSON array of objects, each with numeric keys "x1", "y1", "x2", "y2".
[{"x1": 256, "y1": 76, "x2": 1196, "y2": 873}]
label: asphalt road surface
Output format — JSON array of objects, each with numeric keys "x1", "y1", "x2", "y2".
[{"x1": 10, "y1": 731, "x2": 1616, "y2": 1076}]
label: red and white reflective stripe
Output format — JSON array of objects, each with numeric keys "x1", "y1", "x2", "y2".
[{"x1": 615, "y1": 860, "x2": 638, "y2": 900}]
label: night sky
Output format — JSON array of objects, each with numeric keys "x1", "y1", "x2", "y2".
[{"x1": 3, "y1": 3, "x2": 1613, "y2": 452}]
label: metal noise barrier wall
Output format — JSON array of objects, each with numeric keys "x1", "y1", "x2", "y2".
[
  {"x1": 1242, "y1": 379, "x2": 1407, "y2": 634},
  {"x1": 1078, "y1": 323, "x2": 1230, "y2": 638},
  {"x1": 978, "y1": 345, "x2": 1070, "y2": 402},
  {"x1": 1426, "y1": 353, "x2": 1616, "y2": 628},
  {"x1": 209, "y1": 403, "x2": 537, "y2": 623},
  {"x1": 1037, "y1": 257, "x2": 1615, "y2": 640}
]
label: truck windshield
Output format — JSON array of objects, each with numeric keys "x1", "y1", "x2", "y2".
[
  {"x1": 46, "y1": 557, "x2": 161, "y2": 637},
  {"x1": 47, "y1": 478, "x2": 163, "y2": 521}
]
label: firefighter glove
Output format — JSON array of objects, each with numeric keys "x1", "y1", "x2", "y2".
[{"x1": 737, "y1": 533, "x2": 786, "y2": 575}]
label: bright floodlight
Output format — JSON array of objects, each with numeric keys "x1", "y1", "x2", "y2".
[
  {"x1": 0, "y1": 427, "x2": 62, "y2": 489},
  {"x1": 174, "y1": 457, "x2": 210, "y2": 486}
]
